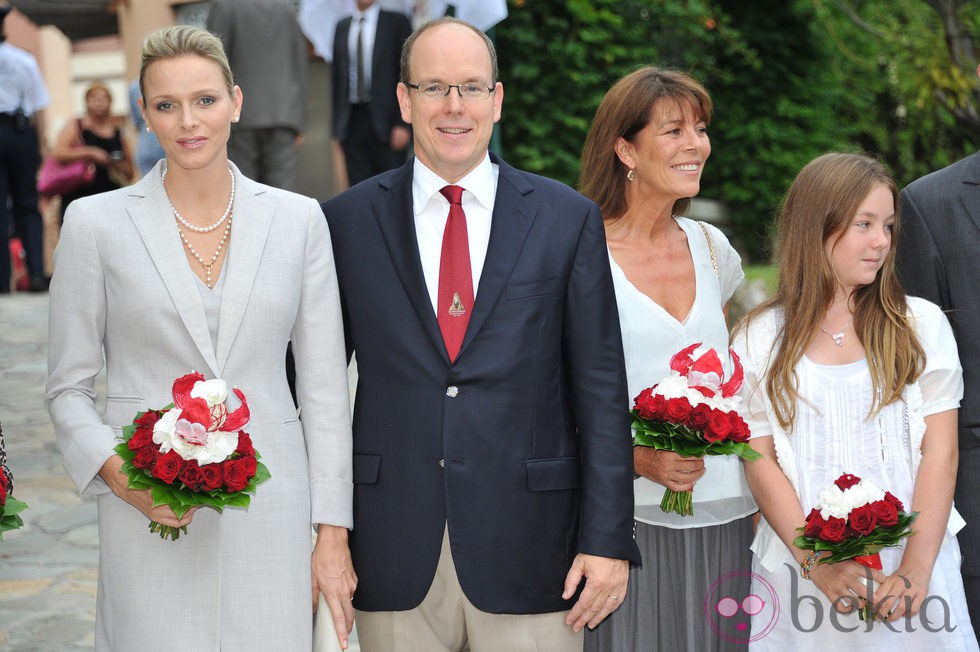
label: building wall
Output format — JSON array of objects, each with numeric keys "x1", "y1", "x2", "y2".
[{"x1": 15, "y1": 0, "x2": 338, "y2": 199}]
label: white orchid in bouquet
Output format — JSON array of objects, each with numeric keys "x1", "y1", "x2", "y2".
[{"x1": 114, "y1": 372, "x2": 270, "y2": 540}]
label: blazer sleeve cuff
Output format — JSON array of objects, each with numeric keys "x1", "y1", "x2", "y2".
[
  {"x1": 62, "y1": 436, "x2": 116, "y2": 498},
  {"x1": 311, "y1": 477, "x2": 354, "y2": 530}
]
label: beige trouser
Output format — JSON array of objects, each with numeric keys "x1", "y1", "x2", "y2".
[{"x1": 355, "y1": 528, "x2": 583, "y2": 652}]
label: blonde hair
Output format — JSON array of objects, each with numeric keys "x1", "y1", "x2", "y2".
[
  {"x1": 736, "y1": 152, "x2": 924, "y2": 431},
  {"x1": 139, "y1": 25, "x2": 235, "y2": 99},
  {"x1": 579, "y1": 67, "x2": 712, "y2": 220}
]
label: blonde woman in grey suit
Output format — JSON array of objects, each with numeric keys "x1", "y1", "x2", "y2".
[{"x1": 45, "y1": 26, "x2": 354, "y2": 651}]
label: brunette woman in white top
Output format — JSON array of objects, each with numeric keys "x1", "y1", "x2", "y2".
[{"x1": 580, "y1": 67, "x2": 754, "y2": 651}]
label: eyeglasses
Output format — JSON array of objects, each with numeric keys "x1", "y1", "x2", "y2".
[{"x1": 406, "y1": 82, "x2": 496, "y2": 101}]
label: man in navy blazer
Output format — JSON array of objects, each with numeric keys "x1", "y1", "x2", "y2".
[
  {"x1": 314, "y1": 18, "x2": 638, "y2": 652},
  {"x1": 315, "y1": 17, "x2": 638, "y2": 651}
]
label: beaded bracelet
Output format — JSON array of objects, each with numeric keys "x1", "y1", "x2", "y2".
[{"x1": 800, "y1": 550, "x2": 823, "y2": 580}]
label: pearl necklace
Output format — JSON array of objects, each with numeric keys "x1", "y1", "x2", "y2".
[
  {"x1": 177, "y1": 216, "x2": 232, "y2": 289},
  {"x1": 162, "y1": 165, "x2": 235, "y2": 233}
]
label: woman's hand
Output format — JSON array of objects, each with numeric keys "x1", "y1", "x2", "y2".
[
  {"x1": 98, "y1": 455, "x2": 195, "y2": 528},
  {"x1": 312, "y1": 525, "x2": 358, "y2": 650},
  {"x1": 809, "y1": 559, "x2": 886, "y2": 614},
  {"x1": 633, "y1": 446, "x2": 705, "y2": 491},
  {"x1": 872, "y1": 567, "x2": 930, "y2": 621},
  {"x1": 87, "y1": 147, "x2": 112, "y2": 166}
]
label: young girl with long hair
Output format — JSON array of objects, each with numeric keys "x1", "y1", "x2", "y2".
[{"x1": 733, "y1": 152, "x2": 976, "y2": 649}]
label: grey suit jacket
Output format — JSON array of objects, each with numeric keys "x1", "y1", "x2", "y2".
[
  {"x1": 208, "y1": 0, "x2": 308, "y2": 133},
  {"x1": 898, "y1": 151, "x2": 980, "y2": 441},
  {"x1": 45, "y1": 162, "x2": 352, "y2": 650}
]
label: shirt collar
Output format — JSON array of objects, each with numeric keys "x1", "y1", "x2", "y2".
[
  {"x1": 412, "y1": 154, "x2": 496, "y2": 215},
  {"x1": 355, "y1": 3, "x2": 381, "y2": 22}
]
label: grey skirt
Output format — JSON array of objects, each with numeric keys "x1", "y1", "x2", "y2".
[{"x1": 585, "y1": 516, "x2": 754, "y2": 652}]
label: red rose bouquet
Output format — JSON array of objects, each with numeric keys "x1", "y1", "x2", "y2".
[
  {"x1": 631, "y1": 343, "x2": 761, "y2": 516},
  {"x1": 0, "y1": 467, "x2": 28, "y2": 540},
  {"x1": 113, "y1": 372, "x2": 271, "y2": 540},
  {"x1": 793, "y1": 472, "x2": 918, "y2": 620}
]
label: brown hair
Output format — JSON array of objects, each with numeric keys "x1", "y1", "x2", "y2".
[
  {"x1": 399, "y1": 17, "x2": 498, "y2": 84},
  {"x1": 84, "y1": 81, "x2": 112, "y2": 103},
  {"x1": 736, "y1": 152, "x2": 924, "y2": 431},
  {"x1": 579, "y1": 67, "x2": 712, "y2": 220}
]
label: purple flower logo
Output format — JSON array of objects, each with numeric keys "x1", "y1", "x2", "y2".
[{"x1": 704, "y1": 571, "x2": 779, "y2": 643}]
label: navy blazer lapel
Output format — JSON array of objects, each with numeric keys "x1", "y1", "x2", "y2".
[
  {"x1": 215, "y1": 170, "x2": 273, "y2": 373},
  {"x1": 126, "y1": 164, "x2": 221, "y2": 377},
  {"x1": 959, "y1": 153, "x2": 980, "y2": 234},
  {"x1": 337, "y1": 16, "x2": 351, "y2": 66},
  {"x1": 374, "y1": 163, "x2": 450, "y2": 361},
  {"x1": 458, "y1": 157, "x2": 537, "y2": 359},
  {"x1": 371, "y1": 11, "x2": 393, "y2": 78}
]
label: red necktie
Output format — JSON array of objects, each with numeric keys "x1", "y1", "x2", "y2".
[{"x1": 437, "y1": 185, "x2": 473, "y2": 362}]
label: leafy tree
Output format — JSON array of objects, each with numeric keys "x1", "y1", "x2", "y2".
[
  {"x1": 810, "y1": 0, "x2": 979, "y2": 184},
  {"x1": 497, "y1": 0, "x2": 724, "y2": 190},
  {"x1": 497, "y1": 0, "x2": 846, "y2": 261},
  {"x1": 494, "y1": 0, "x2": 980, "y2": 261},
  {"x1": 701, "y1": 0, "x2": 847, "y2": 260}
]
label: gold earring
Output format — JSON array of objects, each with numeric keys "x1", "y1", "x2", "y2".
[{"x1": 626, "y1": 168, "x2": 636, "y2": 181}]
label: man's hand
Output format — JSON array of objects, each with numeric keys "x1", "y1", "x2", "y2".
[
  {"x1": 562, "y1": 553, "x2": 629, "y2": 632},
  {"x1": 312, "y1": 524, "x2": 358, "y2": 650}
]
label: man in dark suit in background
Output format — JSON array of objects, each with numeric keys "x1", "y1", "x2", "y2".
[
  {"x1": 896, "y1": 63, "x2": 980, "y2": 632},
  {"x1": 208, "y1": 0, "x2": 308, "y2": 190},
  {"x1": 331, "y1": 0, "x2": 411, "y2": 187},
  {"x1": 313, "y1": 16, "x2": 638, "y2": 652}
]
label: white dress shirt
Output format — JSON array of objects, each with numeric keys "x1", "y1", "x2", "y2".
[
  {"x1": 412, "y1": 154, "x2": 497, "y2": 315},
  {"x1": 0, "y1": 42, "x2": 51, "y2": 115},
  {"x1": 347, "y1": 2, "x2": 380, "y2": 103}
]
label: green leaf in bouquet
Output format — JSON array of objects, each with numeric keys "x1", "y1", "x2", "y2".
[
  {"x1": 2, "y1": 496, "x2": 29, "y2": 518},
  {"x1": 114, "y1": 441, "x2": 133, "y2": 461},
  {"x1": 128, "y1": 473, "x2": 154, "y2": 491},
  {"x1": 728, "y1": 441, "x2": 763, "y2": 462},
  {"x1": 0, "y1": 514, "x2": 24, "y2": 539},
  {"x1": 0, "y1": 496, "x2": 29, "y2": 540},
  {"x1": 223, "y1": 493, "x2": 251, "y2": 508},
  {"x1": 253, "y1": 460, "x2": 271, "y2": 485},
  {"x1": 793, "y1": 510, "x2": 919, "y2": 565}
]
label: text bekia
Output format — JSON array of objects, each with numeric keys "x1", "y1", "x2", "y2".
[{"x1": 784, "y1": 563, "x2": 956, "y2": 633}]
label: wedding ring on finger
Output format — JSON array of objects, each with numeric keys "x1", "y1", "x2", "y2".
[{"x1": 608, "y1": 595, "x2": 619, "y2": 601}]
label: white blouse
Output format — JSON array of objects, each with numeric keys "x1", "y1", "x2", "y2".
[
  {"x1": 611, "y1": 216, "x2": 757, "y2": 528},
  {"x1": 733, "y1": 297, "x2": 965, "y2": 571}
]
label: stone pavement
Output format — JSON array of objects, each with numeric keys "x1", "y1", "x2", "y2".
[
  {"x1": 0, "y1": 292, "x2": 97, "y2": 651},
  {"x1": 0, "y1": 291, "x2": 360, "y2": 651}
]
